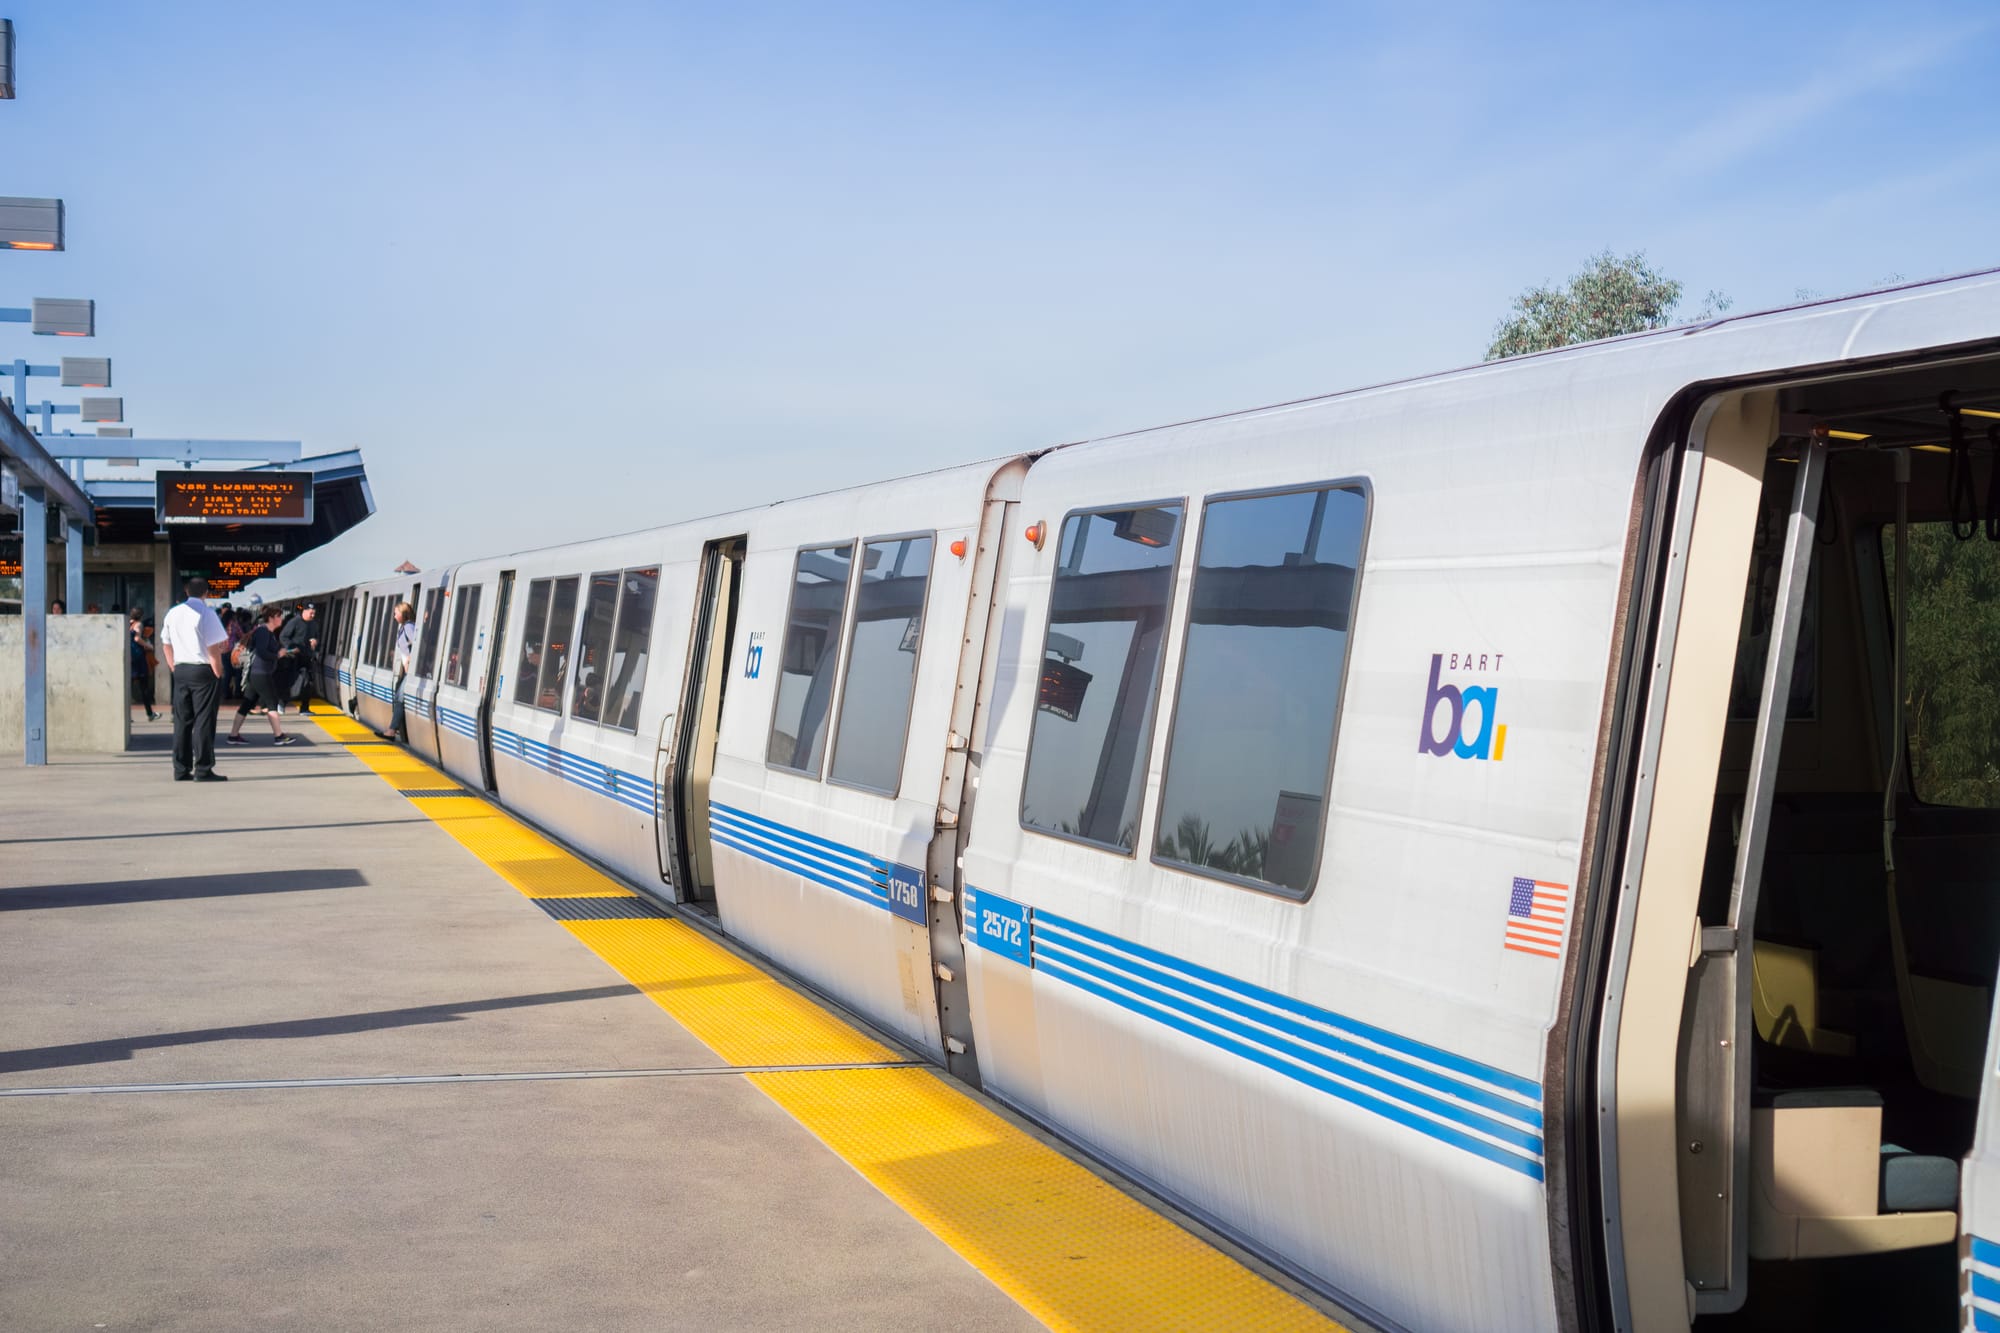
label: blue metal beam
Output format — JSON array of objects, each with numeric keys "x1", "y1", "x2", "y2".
[
  {"x1": 0, "y1": 398, "x2": 92, "y2": 520},
  {"x1": 20, "y1": 486, "x2": 47, "y2": 765},
  {"x1": 36, "y1": 438, "x2": 303, "y2": 463}
]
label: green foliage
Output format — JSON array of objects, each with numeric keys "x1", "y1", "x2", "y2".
[
  {"x1": 1156, "y1": 814, "x2": 1270, "y2": 880},
  {"x1": 1894, "y1": 525, "x2": 2000, "y2": 808},
  {"x1": 1486, "y1": 250, "x2": 1730, "y2": 360}
]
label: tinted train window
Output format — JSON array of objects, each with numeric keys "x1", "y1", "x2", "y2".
[
  {"x1": 829, "y1": 534, "x2": 934, "y2": 793},
  {"x1": 603, "y1": 567, "x2": 658, "y2": 731},
  {"x1": 416, "y1": 589, "x2": 445, "y2": 678},
  {"x1": 536, "y1": 576, "x2": 580, "y2": 711},
  {"x1": 376, "y1": 600, "x2": 398, "y2": 670},
  {"x1": 1020, "y1": 503, "x2": 1183, "y2": 852},
  {"x1": 513, "y1": 578, "x2": 552, "y2": 707},
  {"x1": 572, "y1": 571, "x2": 620, "y2": 722},
  {"x1": 444, "y1": 584, "x2": 482, "y2": 688},
  {"x1": 1154, "y1": 484, "x2": 1367, "y2": 895},
  {"x1": 767, "y1": 543, "x2": 854, "y2": 775}
]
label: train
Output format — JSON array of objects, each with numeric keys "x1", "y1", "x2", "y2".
[{"x1": 296, "y1": 269, "x2": 2000, "y2": 1332}]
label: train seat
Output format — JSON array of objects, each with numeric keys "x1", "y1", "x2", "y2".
[
  {"x1": 1748, "y1": 1088, "x2": 1957, "y2": 1260},
  {"x1": 1752, "y1": 940, "x2": 1856, "y2": 1058}
]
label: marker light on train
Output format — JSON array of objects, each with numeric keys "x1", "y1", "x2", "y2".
[
  {"x1": 1025, "y1": 522, "x2": 1046, "y2": 550},
  {"x1": 949, "y1": 538, "x2": 967, "y2": 559}
]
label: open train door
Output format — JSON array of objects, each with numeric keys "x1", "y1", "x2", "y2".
[
  {"x1": 476, "y1": 571, "x2": 514, "y2": 795},
  {"x1": 656, "y1": 537, "x2": 744, "y2": 902}
]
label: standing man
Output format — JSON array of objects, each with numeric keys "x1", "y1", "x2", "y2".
[
  {"x1": 281, "y1": 603, "x2": 319, "y2": 714},
  {"x1": 160, "y1": 576, "x2": 231, "y2": 782}
]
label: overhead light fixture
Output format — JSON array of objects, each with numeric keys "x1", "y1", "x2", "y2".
[
  {"x1": 30, "y1": 297, "x2": 92, "y2": 336},
  {"x1": 79, "y1": 395, "x2": 123, "y2": 423},
  {"x1": 1, "y1": 197, "x2": 64, "y2": 251},
  {"x1": 60, "y1": 357, "x2": 111, "y2": 387}
]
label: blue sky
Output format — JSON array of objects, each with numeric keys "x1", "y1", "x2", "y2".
[{"x1": 5, "y1": 1, "x2": 1999, "y2": 594}]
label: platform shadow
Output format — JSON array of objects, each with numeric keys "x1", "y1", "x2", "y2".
[
  {"x1": 0, "y1": 983, "x2": 642, "y2": 1074},
  {"x1": 0, "y1": 867, "x2": 369, "y2": 911},
  {"x1": 0, "y1": 817, "x2": 428, "y2": 847}
]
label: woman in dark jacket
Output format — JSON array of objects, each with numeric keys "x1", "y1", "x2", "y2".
[{"x1": 225, "y1": 607, "x2": 297, "y2": 746}]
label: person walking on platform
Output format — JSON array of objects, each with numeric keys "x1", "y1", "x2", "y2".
[
  {"x1": 227, "y1": 606, "x2": 298, "y2": 747},
  {"x1": 378, "y1": 601, "x2": 416, "y2": 742},
  {"x1": 129, "y1": 612, "x2": 158, "y2": 722},
  {"x1": 281, "y1": 603, "x2": 318, "y2": 714},
  {"x1": 160, "y1": 577, "x2": 230, "y2": 782}
]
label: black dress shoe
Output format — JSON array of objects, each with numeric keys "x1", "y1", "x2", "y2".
[
  {"x1": 174, "y1": 773, "x2": 193, "y2": 782},
  {"x1": 194, "y1": 772, "x2": 228, "y2": 782}
]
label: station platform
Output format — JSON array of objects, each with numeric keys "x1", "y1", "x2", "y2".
[{"x1": 0, "y1": 711, "x2": 1354, "y2": 1331}]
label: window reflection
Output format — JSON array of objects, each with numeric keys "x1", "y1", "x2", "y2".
[
  {"x1": 1154, "y1": 485, "x2": 1366, "y2": 893},
  {"x1": 830, "y1": 535, "x2": 933, "y2": 792},
  {"x1": 1020, "y1": 503, "x2": 1183, "y2": 852},
  {"x1": 768, "y1": 544, "x2": 854, "y2": 774}
]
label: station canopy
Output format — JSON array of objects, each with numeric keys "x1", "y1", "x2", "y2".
[{"x1": 84, "y1": 450, "x2": 373, "y2": 584}]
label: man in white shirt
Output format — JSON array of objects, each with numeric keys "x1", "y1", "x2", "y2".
[{"x1": 160, "y1": 576, "x2": 232, "y2": 782}]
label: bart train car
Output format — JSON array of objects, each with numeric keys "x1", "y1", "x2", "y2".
[{"x1": 302, "y1": 272, "x2": 2000, "y2": 1332}]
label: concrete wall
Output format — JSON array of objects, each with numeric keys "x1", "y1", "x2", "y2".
[{"x1": 0, "y1": 615, "x2": 134, "y2": 754}]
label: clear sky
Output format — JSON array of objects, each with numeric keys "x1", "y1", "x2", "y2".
[{"x1": 5, "y1": 1, "x2": 1999, "y2": 596}]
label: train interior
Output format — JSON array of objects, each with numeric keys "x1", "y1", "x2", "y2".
[{"x1": 1687, "y1": 359, "x2": 2000, "y2": 1328}]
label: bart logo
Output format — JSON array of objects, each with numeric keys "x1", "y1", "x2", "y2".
[{"x1": 1418, "y1": 652, "x2": 1507, "y2": 761}]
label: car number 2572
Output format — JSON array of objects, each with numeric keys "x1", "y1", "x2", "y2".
[{"x1": 981, "y1": 909, "x2": 1023, "y2": 949}]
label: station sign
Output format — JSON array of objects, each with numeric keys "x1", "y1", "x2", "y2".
[{"x1": 157, "y1": 471, "x2": 314, "y2": 527}]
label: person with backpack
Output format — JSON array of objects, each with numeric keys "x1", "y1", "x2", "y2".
[{"x1": 226, "y1": 606, "x2": 298, "y2": 746}]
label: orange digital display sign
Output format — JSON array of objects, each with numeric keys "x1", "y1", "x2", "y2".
[{"x1": 158, "y1": 472, "x2": 313, "y2": 526}]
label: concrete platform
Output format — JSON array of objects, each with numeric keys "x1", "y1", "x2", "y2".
[
  {"x1": 0, "y1": 718, "x2": 1034, "y2": 1332},
  {"x1": 0, "y1": 714, "x2": 1346, "y2": 1332}
]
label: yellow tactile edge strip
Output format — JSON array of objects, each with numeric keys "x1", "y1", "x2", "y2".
[{"x1": 307, "y1": 708, "x2": 1342, "y2": 1331}]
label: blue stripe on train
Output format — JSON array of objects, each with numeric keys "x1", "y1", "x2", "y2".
[
  {"x1": 708, "y1": 801, "x2": 888, "y2": 907},
  {"x1": 488, "y1": 724, "x2": 654, "y2": 815},
  {"x1": 964, "y1": 886, "x2": 1547, "y2": 1181}
]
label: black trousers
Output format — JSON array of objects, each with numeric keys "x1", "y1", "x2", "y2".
[{"x1": 172, "y1": 663, "x2": 222, "y2": 777}]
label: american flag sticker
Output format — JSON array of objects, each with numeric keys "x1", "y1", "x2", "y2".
[{"x1": 1505, "y1": 877, "x2": 1569, "y2": 959}]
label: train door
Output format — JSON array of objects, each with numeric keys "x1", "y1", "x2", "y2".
[
  {"x1": 657, "y1": 537, "x2": 743, "y2": 901},
  {"x1": 478, "y1": 571, "x2": 514, "y2": 794},
  {"x1": 415, "y1": 581, "x2": 448, "y2": 768},
  {"x1": 350, "y1": 593, "x2": 370, "y2": 714}
]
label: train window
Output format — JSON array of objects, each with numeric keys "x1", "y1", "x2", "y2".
[
  {"x1": 381, "y1": 599, "x2": 401, "y2": 671},
  {"x1": 1885, "y1": 522, "x2": 2000, "y2": 807},
  {"x1": 603, "y1": 567, "x2": 658, "y2": 731},
  {"x1": 829, "y1": 534, "x2": 934, "y2": 794},
  {"x1": 371, "y1": 600, "x2": 392, "y2": 670},
  {"x1": 415, "y1": 589, "x2": 445, "y2": 679},
  {"x1": 572, "y1": 571, "x2": 620, "y2": 723},
  {"x1": 534, "y1": 576, "x2": 580, "y2": 711},
  {"x1": 1153, "y1": 483, "x2": 1367, "y2": 896},
  {"x1": 444, "y1": 584, "x2": 482, "y2": 689},
  {"x1": 767, "y1": 542, "x2": 855, "y2": 775},
  {"x1": 513, "y1": 578, "x2": 553, "y2": 707},
  {"x1": 1020, "y1": 502, "x2": 1184, "y2": 853}
]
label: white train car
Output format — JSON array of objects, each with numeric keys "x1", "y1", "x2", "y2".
[{"x1": 297, "y1": 272, "x2": 2000, "y2": 1333}]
